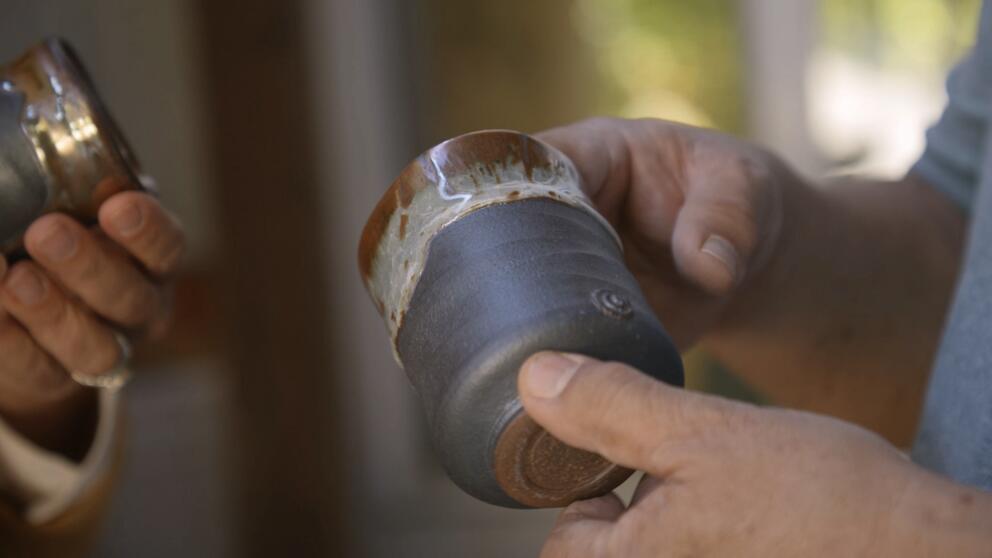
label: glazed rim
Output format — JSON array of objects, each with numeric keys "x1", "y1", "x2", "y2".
[
  {"x1": 42, "y1": 38, "x2": 146, "y2": 191},
  {"x1": 357, "y1": 129, "x2": 620, "y2": 362},
  {"x1": 0, "y1": 37, "x2": 148, "y2": 254}
]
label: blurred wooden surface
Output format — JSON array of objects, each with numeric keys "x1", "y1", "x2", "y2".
[
  {"x1": 418, "y1": 0, "x2": 604, "y2": 140},
  {"x1": 194, "y1": 1, "x2": 350, "y2": 556}
]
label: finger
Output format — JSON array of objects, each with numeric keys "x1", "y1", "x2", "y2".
[
  {"x1": 0, "y1": 309, "x2": 74, "y2": 403},
  {"x1": 519, "y1": 352, "x2": 743, "y2": 475},
  {"x1": 536, "y1": 117, "x2": 632, "y2": 207},
  {"x1": 98, "y1": 191, "x2": 185, "y2": 277},
  {"x1": 0, "y1": 262, "x2": 123, "y2": 377},
  {"x1": 671, "y1": 154, "x2": 777, "y2": 296},
  {"x1": 24, "y1": 214, "x2": 163, "y2": 327},
  {"x1": 540, "y1": 493, "x2": 625, "y2": 558}
]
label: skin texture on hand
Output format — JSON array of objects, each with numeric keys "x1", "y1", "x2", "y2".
[
  {"x1": 538, "y1": 118, "x2": 966, "y2": 445},
  {"x1": 537, "y1": 117, "x2": 788, "y2": 348},
  {"x1": 520, "y1": 353, "x2": 992, "y2": 558},
  {"x1": 0, "y1": 192, "x2": 184, "y2": 457}
]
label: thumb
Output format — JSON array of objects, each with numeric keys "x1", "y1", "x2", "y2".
[
  {"x1": 519, "y1": 352, "x2": 736, "y2": 474},
  {"x1": 671, "y1": 160, "x2": 779, "y2": 297}
]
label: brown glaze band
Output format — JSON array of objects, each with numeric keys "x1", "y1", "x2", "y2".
[
  {"x1": 358, "y1": 130, "x2": 549, "y2": 282},
  {"x1": 358, "y1": 130, "x2": 617, "y2": 355}
]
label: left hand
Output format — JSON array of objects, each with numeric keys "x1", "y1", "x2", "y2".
[
  {"x1": 519, "y1": 352, "x2": 992, "y2": 557},
  {"x1": 0, "y1": 191, "x2": 184, "y2": 455}
]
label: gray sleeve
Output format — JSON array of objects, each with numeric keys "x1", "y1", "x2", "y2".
[{"x1": 912, "y1": 2, "x2": 992, "y2": 211}]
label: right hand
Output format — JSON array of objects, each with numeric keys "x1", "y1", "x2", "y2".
[
  {"x1": 537, "y1": 117, "x2": 797, "y2": 348},
  {"x1": 518, "y1": 351, "x2": 992, "y2": 558}
]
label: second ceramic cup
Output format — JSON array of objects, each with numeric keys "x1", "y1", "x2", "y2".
[
  {"x1": 0, "y1": 37, "x2": 147, "y2": 256},
  {"x1": 359, "y1": 130, "x2": 684, "y2": 508}
]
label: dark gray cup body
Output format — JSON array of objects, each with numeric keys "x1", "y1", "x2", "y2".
[{"x1": 396, "y1": 198, "x2": 685, "y2": 507}]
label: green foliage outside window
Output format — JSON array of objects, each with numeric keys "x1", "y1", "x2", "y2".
[
  {"x1": 821, "y1": 0, "x2": 980, "y2": 72},
  {"x1": 573, "y1": 0, "x2": 745, "y2": 133}
]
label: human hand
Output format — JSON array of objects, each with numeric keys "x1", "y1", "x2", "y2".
[
  {"x1": 537, "y1": 118, "x2": 795, "y2": 348},
  {"x1": 0, "y1": 192, "x2": 184, "y2": 455},
  {"x1": 519, "y1": 352, "x2": 992, "y2": 557}
]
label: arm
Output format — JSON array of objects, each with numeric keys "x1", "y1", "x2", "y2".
[
  {"x1": 538, "y1": 118, "x2": 965, "y2": 445},
  {"x1": 707, "y1": 172, "x2": 966, "y2": 445}
]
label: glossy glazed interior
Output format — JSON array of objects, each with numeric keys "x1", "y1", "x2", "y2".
[{"x1": 0, "y1": 37, "x2": 146, "y2": 252}]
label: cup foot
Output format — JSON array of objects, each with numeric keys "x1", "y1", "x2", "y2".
[{"x1": 492, "y1": 410, "x2": 633, "y2": 507}]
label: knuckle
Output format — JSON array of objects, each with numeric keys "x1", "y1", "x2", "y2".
[
  {"x1": 142, "y1": 219, "x2": 185, "y2": 275},
  {"x1": 25, "y1": 213, "x2": 70, "y2": 239},
  {"x1": 70, "y1": 246, "x2": 105, "y2": 284},
  {"x1": 57, "y1": 307, "x2": 89, "y2": 357},
  {"x1": 37, "y1": 301, "x2": 106, "y2": 373},
  {"x1": 30, "y1": 285, "x2": 68, "y2": 327},
  {"x1": 704, "y1": 196, "x2": 760, "y2": 255},
  {"x1": 711, "y1": 399, "x2": 759, "y2": 433},
  {"x1": 685, "y1": 393, "x2": 755, "y2": 439},
  {"x1": 709, "y1": 189, "x2": 758, "y2": 227},
  {"x1": 156, "y1": 230, "x2": 186, "y2": 275},
  {"x1": 737, "y1": 148, "x2": 775, "y2": 185},
  {"x1": 112, "y1": 282, "x2": 159, "y2": 325},
  {"x1": 631, "y1": 116, "x2": 666, "y2": 130},
  {"x1": 581, "y1": 116, "x2": 619, "y2": 129},
  {"x1": 71, "y1": 331, "x2": 118, "y2": 375}
]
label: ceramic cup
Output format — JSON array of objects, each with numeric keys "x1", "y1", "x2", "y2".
[
  {"x1": 0, "y1": 37, "x2": 148, "y2": 256},
  {"x1": 359, "y1": 130, "x2": 684, "y2": 508}
]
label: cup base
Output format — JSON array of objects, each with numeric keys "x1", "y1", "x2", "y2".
[{"x1": 492, "y1": 410, "x2": 633, "y2": 507}]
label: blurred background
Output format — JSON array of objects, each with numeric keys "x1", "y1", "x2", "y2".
[{"x1": 0, "y1": 0, "x2": 980, "y2": 556}]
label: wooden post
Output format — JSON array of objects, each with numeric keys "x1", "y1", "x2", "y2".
[{"x1": 194, "y1": 1, "x2": 350, "y2": 555}]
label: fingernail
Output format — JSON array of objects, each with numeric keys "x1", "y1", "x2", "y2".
[
  {"x1": 5, "y1": 266, "x2": 46, "y2": 306},
  {"x1": 521, "y1": 352, "x2": 584, "y2": 399},
  {"x1": 36, "y1": 221, "x2": 78, "y2": 262},
  {"x1": 701, "y1": 235, "x2": 739, "y2": 282},
  {"x1": 110, "y1": 203, "x2": 143, "y2": 237}
]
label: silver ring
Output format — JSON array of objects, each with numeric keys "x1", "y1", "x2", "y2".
[{"x1": 69, "y1": 332, "x2": 133, "y2": 389}]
